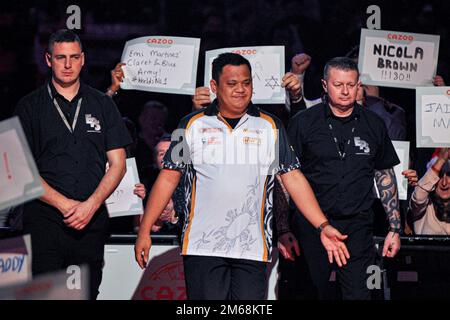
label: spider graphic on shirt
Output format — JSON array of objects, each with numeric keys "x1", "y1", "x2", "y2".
[{"x1": 208, "y1": 177, "x2": 261, "y2": 254}]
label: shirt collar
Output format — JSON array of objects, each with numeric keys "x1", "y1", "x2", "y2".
[
  {"x1": 204, "y1": 99, "x2": 260, "y2": 117},
  {"x1": 324, "y1": 102, "x2": 361, "y2": 121},
  {"x1": 48, "y1": 80, "x2": 85, "y2": 102}
]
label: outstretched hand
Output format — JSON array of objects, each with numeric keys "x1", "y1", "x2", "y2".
[{"x1": 320, "y1": 225, "x2": 350, "y2": 267}]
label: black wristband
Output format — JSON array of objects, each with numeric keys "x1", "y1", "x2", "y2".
[{"x1": 317, "y1": 221, "x2": 330, "y2": 234}]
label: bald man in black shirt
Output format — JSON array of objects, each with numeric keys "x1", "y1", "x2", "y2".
[{"x1": 285, "y1": 57, "x2": 401, "y2": 300}]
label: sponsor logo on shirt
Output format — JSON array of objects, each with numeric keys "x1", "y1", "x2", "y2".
[
  {"x1": 85, "y1": 114, "x2": 101, "y2": 133},
  {"x1": 200, "y1": 128, "x2": 223, "y2": 133},
  {"x1": 242, "y1": 136, "x2": 261, "y2": 145},
  {"x1": 201, "y1": 136, "x2": 221, "y2": 145},
  {"x1": 354, "y1": 137, "x2": 370, "y2": 155}
]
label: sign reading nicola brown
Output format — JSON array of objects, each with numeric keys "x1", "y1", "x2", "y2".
[{"x1": 358, "y1": 28, "x2": 440, "y2": 89}]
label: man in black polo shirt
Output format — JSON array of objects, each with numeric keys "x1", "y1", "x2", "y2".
[
  {"x1": 14, "y1": 29, "x2": 132, "y2": 299},
  {"x1": 287, "y1": 57, "x2": 401, "y2": 299}
]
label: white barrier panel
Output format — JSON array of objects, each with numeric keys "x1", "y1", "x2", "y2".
[{"x1": 99, "y1": 244, "x2": 279, "y2": 300}]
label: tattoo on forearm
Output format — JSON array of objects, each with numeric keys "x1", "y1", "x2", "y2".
[
  {"x1": 274, "y1": 175, "x2": 291, "y2": 234},
  {"x1": 375, "y1": 168, "x2": 401, "y2": 229}
]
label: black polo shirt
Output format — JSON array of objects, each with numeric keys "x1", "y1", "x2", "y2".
[
  {"x1": 288, "y1": 102, "x2": 400, "y2": 218},
  {"x1": 14, "y1": 81, "x2": 132, "y2": 203}
]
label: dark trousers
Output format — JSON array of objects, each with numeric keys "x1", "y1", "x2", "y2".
[
  {"x1": 294, "y1": 210, "x2": 376, "y2": 300},
  {"x1": 23, "y1": 202, "x2": 108, "y2": 300},
  {"x1": 183, "y1": 255, "x2": 268, "y2": 300}
]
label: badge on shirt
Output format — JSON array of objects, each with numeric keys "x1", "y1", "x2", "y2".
[
  {"x1": 354, "y1": 137, "x2": 370, "y2": 155},
  {"x1": 85, "y1": 114, "x2": 101, "y2": 133}
]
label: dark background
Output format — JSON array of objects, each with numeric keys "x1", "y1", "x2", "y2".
[
  {"x1": 1, "y1": 0, "x2": 449, "y2": 128},
  {"x1": 1, "y1": 0, "x2": 449, "y2": 299}
]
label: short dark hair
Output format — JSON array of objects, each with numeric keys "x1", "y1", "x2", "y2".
[
  {"x1": 323, "y1": 57, "x2": 359, "y2": 80},
  {"x1": 441, "y1": 160, "x2": 450, "y2": 177},
  {"x1": 47, "y1": 29, "x2": 82, "y2": 55},
  {"x1": 157, "y1": 133, "x2": 172, "y2": 144},
  {"x1": 153, "y1": 133, "x2": 172, "y2": 157},
  {"x1": 141, "y1": 100, "x2": 168, "y2": 122},
  {"x1": 212, "y1": 52, "x2": 252, "y2": 84}
]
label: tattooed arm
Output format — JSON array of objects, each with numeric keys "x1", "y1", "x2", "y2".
[
  {"x1": 374, "y1": 168, "x2": 401, "y2": 257},
  {"x1": 274, "y1": 175, "x2": 300, "y2": 261}
]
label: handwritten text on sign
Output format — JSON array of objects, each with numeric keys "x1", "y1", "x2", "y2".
[
  {"x1": 358, "y1": 29, "x2": 440, "y2": 89},
  {"x1": 0, "y1": 234, "x2": 31, "y2": 288},
  {"x1": 120, "y1": 36, "x2": 200, "y2": 95},
  {"x1": 0, "y1": 254, "x2": 25, "y2": 274},
  {"x1": 416, "y1": 87, "x2": 450, "y2": 148},
  {"x1": 0, "y1": 254, "x2": 29, "y2": 287},
  {"x1": 204, "y1": 46, "x2": 285, "y2": 104}
]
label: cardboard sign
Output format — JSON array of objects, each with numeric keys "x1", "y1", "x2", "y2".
[
  {"x1": 358, "y1": 28, "x2": 439, "y2": 89},
  {"x1": 392, "y1": 141, "x2": 410, "y2": 201},
  {"x1": 204, "y1": 46, "x2": 286, "y2": 104},
  {"x1": 105, "y1": 158, "x2": 144, "y2": 218},
  {"x1": 0, "y1": 235, "x2": 32, "y2": 288},
  {"x1": 0, "y1": 117, "x2": 44, "y2": 211},
  {"x1": 416, "y1": 86, "x2": 450, "y2": 147},
  {"x1": 120, "y1": 36, "x2": 200, "y2": 95}
]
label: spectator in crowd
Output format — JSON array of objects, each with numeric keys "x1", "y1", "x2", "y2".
[
  {"x1": 135, "y1": 134, "x2": 184, "y2": 236},
  {"x1": 402, "y1": 148, "x2": 450, "y2": 235}
]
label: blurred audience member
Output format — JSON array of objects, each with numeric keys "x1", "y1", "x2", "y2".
[
  {"x1": 402, "y1": 148, "x2": 450, "y2": 235},
  {"x1": 135, "y1": 134, "x2": 184, "y2": 236}
]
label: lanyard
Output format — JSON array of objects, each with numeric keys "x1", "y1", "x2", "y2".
[
  {"x1": 327, "y1": 117, "x2": 357, "y2": 160},
  {"x1": 47, "y1": 84, "x2": 82, "y2": 133}
]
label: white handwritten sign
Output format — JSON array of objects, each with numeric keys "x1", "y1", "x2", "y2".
[
  {"x1": 392, "y1": 141, "x2": 410, "y2": 201},
  {"x1": 0, "y1": 264, "x2": 88, "y2": 300},
  {"x1": 416, "y1": 87, "x2": 450, "y2": 147},
  {"x1": 204, "y1": 46, "x2": 285, "y2": 104},
  {"x1": 358, "y1": 29, "x2": 440, "y2": 89},
  {"x1": 0, "y1": 117, "x2": 44, "y2": 211},
  {"x1": 105, "y1": 158, "x2": 143, "y2": 218},
  {"x1": 120, "y1": 36, "x2": 200, "y2": 95},
  {"x1": 0, "y1": 234, "x2": 31, "y2": 287}
]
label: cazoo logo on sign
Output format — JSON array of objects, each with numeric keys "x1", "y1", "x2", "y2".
[
  {"x1": 147, "y1": 38, "x2": 174, "y2": 45},
  {"x1": 387, "y1": 33, "x2": 414, "y2": 42}
]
